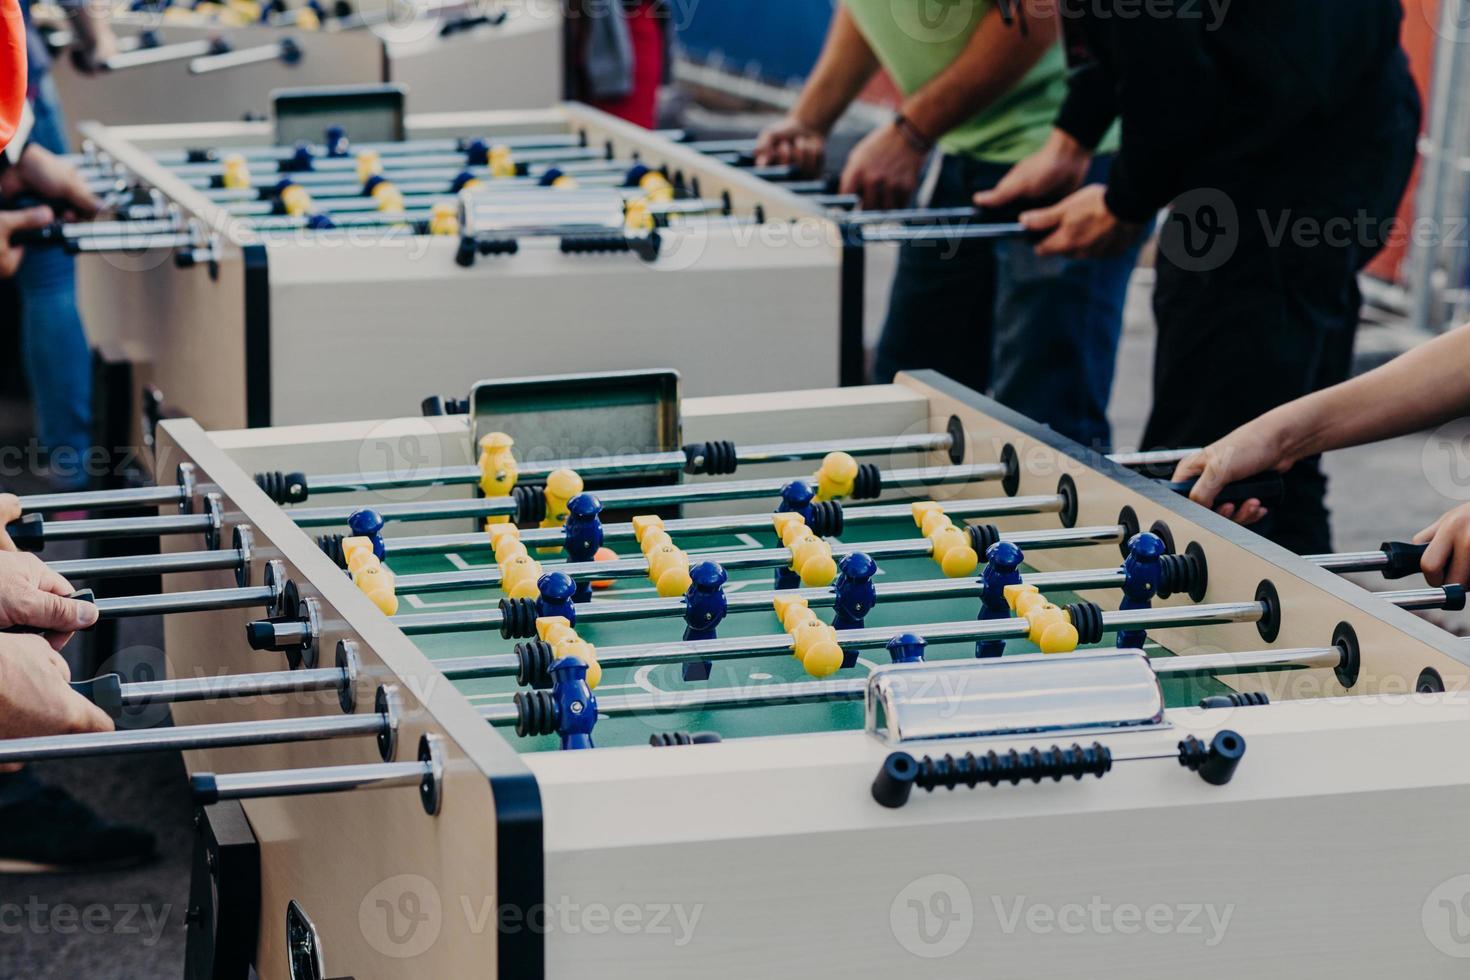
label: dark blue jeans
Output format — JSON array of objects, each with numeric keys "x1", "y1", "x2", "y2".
[
  {"x1": 16, "y1": 75, "x2": 93, "y2": 490},
  {"x1": 872, "y1": 154, "x2": 1143, "y2": 452}
]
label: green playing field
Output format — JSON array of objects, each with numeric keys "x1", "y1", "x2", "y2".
[{"x1": 390, "y1": 518, "x2": 1230, "y2": 752}]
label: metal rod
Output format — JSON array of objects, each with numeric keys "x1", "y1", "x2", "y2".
[
  {"x1": 382, "y1": 494, "x2": 1071, "y2": 558},
  {"x1": 1307, "y1": 550, "x2": 1390, "y2": 574},
  {"x1": 391, "y1": 524, "x2": 1128, "y2": 616},
  {"x1": 96, "y1": 585, "x2": 275, "y2": 619},
  {"x1": 0, "y1": 713, "x2": 384, "y2": 763},
  {"x1": 120, "y1": 667, "x2": 347, "y2": 706},
  {"x1": 296, "y1": 431, "x2": 956, "y2": 498},
  {"x1": 31, "y1": 511, "x2": 214, "y2": 541},
  {"x1": 189, "y1": 42, "x2": 291, "y2": 73},
  {"x1": 17, "y1": 483, "x2": 186, "y2": 514},
  {"x1": 145, "y1": 132, "x2": 593, "y2": 166},
  {"x1": 198, "y1": 761, "x2": 427, "y2": 801},
  {"x1": 103, "y1": 38, "x2": 215, "y2": 69},
  {"x1": 1380, "y1": 587, "x2": 1461, "y2": 611},
  {"x1": 456, "y1": 600, "x2": 1270, "y2": 684},
  {"x1": 50, "y1": 549, "x2": 245, "y2": 581},
  {"x1": 860, "y1": 223, "x2": 1029, "y2": 244},
  {"x1": 289, "y1": 463, "x2": 1004, "y2": 527},
  {"x1": 1151, "y1": 647, "x2": 1344, "y2": 678}
]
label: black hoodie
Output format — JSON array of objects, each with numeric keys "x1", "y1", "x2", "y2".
[{"x1": 1053, "y1": 0, "x2": 1421, "y2": 223}]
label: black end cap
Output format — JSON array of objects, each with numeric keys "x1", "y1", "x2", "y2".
[
  {"x1": 189, "y1": 773, "x2": 220, "y2": 806},
  {"x1": 1199, "y1": 730, "x2": 1246, "y2": 786},
  {"x1": 244, "y1": 620, "x2": 276, "y2": 651},
  {"x1": 1443, "y1": 584, "x2": 1467, "y2": 611},
  {"x1": 872, "y1": 752, "x2": 918, "y2": 808},
  {"x1": 8, "y1": 513, "x2": 44, "y2": 552}
]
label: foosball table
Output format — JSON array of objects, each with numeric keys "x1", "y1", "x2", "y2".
[
  {"x1": 39, "y1": 0, "x2": 563, "y2": 140},
  {"x1": 63, "y1": 101, "x2": 864, "y2": 451},
  {"x1": 7, "y1": 370, "x2": 1470, "y2": 978}
]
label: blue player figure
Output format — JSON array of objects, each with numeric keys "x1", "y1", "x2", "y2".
[
  {"x1": 563, "y1": 493, "x2": 605, "y2": 602},
  {"x1": 831, "y1": 551, "x2": 879, "y2": 649},
  {"x1": 550, "y1": 656, "x2": 597, "y2": 751},
  {"x1": 536, "y1": 571, "x2": 578, "y2": 627},
  {"x1": 680, "y1": 561, "x2": 728, "y2": 681},
  {"x1": 976, "y1": 540, "x2": 1024, "y2": 659},
  {"x1": 773, "y1": 480, "x2": 817, "y2": 590},
  {"x1": 347, "y1": 508, "x2": 387, "y2": 560},
  {"x1": 325, "y1": 125, "x2": 350, "y2": 158},
  {"x1": 1117, "y1": 532, "x2": 1167, "y2": 650},
  {"x1": 887, "y1": 633, "x2": 927, "y2": 665},
  {"x1": 283, "y1": 142, "x2": 314, "y2": 172}
]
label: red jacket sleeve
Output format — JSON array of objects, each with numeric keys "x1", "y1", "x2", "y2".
[{"x1": 0, "y1": 0, "x2": 26, "y2": 152}]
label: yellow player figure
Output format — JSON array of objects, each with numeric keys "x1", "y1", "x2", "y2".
[
  {"x1": 814, "y1": 452, "x2": 859, "y2": 502},
  {"x1": 540, "y1": 469, "x2": 583, "y2": 529},
  {"x1": 222, "y1": 155, "x2": 252, "y2": 191},
  {"x1": 429, "y1": 201, "x2": 459, "y2": 237},
  {"x1": 478, "y1": 432, "x2": 518, "y2": 525},
  {"x1": 356, "y1": 151, "x2": 383, "y2": 185}
]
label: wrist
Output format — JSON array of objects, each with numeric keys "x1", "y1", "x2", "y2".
[
  {"x1": 892, "y1": 112, "x2": 935, "y2": 155},
  {"x1": 1045, "y1": 128, "x2": 1091, "y2": 164}
]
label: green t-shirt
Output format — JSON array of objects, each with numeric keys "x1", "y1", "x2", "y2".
[{"x1": 843, "y1": 0, "x2": 1117, "y2": 162}]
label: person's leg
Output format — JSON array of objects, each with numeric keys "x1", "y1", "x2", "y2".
[
  {"x1": 990, "y1": 154, "x2": 1143, "y2": 451},
  {"x1": 871, "y1": 155, "x2": 999, "y2": 393},
  {"x1": 16, "y1": 75, "x2": 92, "y2": 491},
  {"x1": 588, "y1": 1, "x2": 664, "y2": 128}
]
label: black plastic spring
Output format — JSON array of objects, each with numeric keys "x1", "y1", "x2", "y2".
[
  {"x1": 808, "y1": 500, "x2": 845, "y2": 538},
  {"x1": 457, "y1": 237, "x2": 519, "y2": 267},
  {"x1": 513, "y1": 484, "x2": 547, "y2": 525},
  {"x1": 683, "y1": 440, "x2": 737, "y2": 476},
  {"x1": 1199, "y1": 692, "x2": 1270, "y2": 710},
  {"x1": 1064, "y1": 601, "x2": 1105, "y2": 645},
  {"x1": 649, "y1": 731, "x2": 723, "y2": 747},
  {"x1": 499, "y1": 597, "x2": 539, "y2": 640},
  {"x1": 873, "y1": 744, "x2": 1112, "y2": 808},
  {"x1": 515, "y1": 639, "x2": 556, "y2": 689},
  {"x1": 514, "y1": 690, "x2": 559, "y2": 737},
  {"x1": 255, "y1": 470, "x2": 308, "y2": 504},
  {"x1": 317, "y1": 534, "x2": 347, "y2": 569},
  {"x1": 421, "y1": 396, "x2": 469, "y2": 417},
  {"x1": 1158, "y1": 550, "x2": 1206, "y2": 601},
  {"x1": 1177, "y1": 730, "x2": 1247, "y2": 785},
  {"x1": 852, "y1": 463, "x2": 883, "y2": 500},
  {"x1": 967, "y1": 524, "x2": 1001, "y2": 555},
  {"x1": 559, "y1": 234, "x2": 633, "y2": 255}
]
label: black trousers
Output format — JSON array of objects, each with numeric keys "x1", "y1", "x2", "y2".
[{"x1": 1142, "y1": 90, "x2": 1420, "y2": 554}]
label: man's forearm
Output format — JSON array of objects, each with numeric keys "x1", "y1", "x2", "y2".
[
  {"x1": 788, "y1": 6, "x2": 879, "y2": 133},
  {"x1": 1274, "y1": 323, "x2": 1470, "y2": 461},
  {"x1": 901, "y1": 3, "x2": 1059, "y2": 143}
]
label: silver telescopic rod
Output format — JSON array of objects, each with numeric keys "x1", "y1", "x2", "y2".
[
  {"x1": 67, "y1": 233, "x2": 199, "y2": 254},
  {"x1": 103, "y1": 39, "x2": 216, "y2": 69},
  {"x1": 477, "y1": 640, "x2": 1337, "y2": 725},
  {"x1": 288, "y1": 463, "x2": 1005, "y2": 527},
  {"x1": 382, "y1": 494, "x2": 1073, "y2": 558},
  {"x1": 1380, "y1": 587, "x2": 1462, "y2": 610},
  {"x1": 1151, "y1": 647, "x2": 1345, "y2": 678},
  {"x1": 389, "y1": 523, "x2": 1128, "y2": 609},
  {"x1": 145, "y1": 132, "x2": 591, "y2": 166},
  {"x1": 838, "y1": 206, "x2": 983, "y2": 226},
  {"x1": 120, "y1": 667, "x2": 348, "y2": 706},
  {"x1": 198, "y1": 760, "x2": 425, "y2": 801},
  {"x1": 50, "y1": 549, "x2": 245, "y2": 581},
  {"x1": 296, "y1": 431, "x2": 957, "y2": 497},
  {"x1": 42, "y1": 218, "x2": 182, "y2": 240},
  {"x1": 18, "y1": 483, "x2": 186, "y2": 514},
  {"x1": 1309, "y1": 550, "x2": 1391, "y2": 574},
  {"x1": 860, "y1": 223, "x2": 1029, "y2": 244},
  {"x1": 0, "y1": 713, "x2": 384, "y2": 764},
  {"x1": 1103, "y1": 449, "x2": 1197, "y2": 469},
  {"x1": 451, "y1": 600, "x2": 1270, "y2": 684},
  {"x1": 96, "y1": 585, "x2": 276, "y2": 619},
  {"x1": 396, "y1": 562, "x2": 1129, "y2": 636},
  {"x1": 189, "y1": 41, "x2": 291, "y2": 73},
  {"x1": 28, "y1": 511, "x2": 213, "y2": 542}
]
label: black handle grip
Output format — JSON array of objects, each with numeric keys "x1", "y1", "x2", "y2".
[
  {"x1": 70, "y1": 673, "x2": 124, "y2": 719},
  {"x1": 1, "y1": 589, "x2": 96, "y2": 634},
  {"x1": 1379, "y1": 541, "x2": 1429, "y2": 580},
  {"x1": 8, "y1": 223, "x2": 66, "y2": 248},
  {"x1": 1168, "y1": 473, "x2": 1284, "y2": 507},
  {"x1": 5, "y1": 513, "x2": 45, "y2": 552}
]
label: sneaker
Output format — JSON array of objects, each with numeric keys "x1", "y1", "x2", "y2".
[{"x1": 0, "y1": 785, "x2": 157, "y2": 874}]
